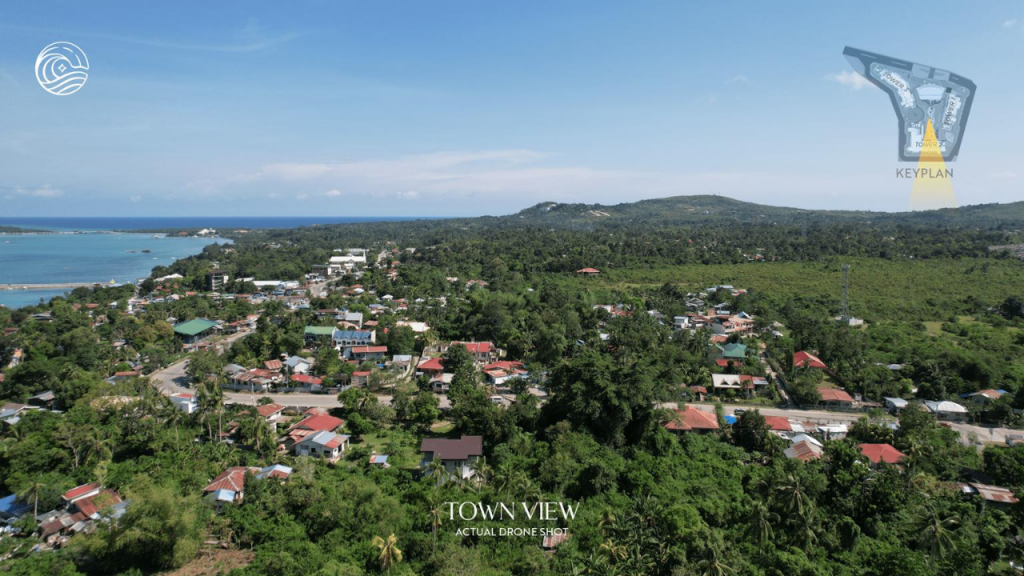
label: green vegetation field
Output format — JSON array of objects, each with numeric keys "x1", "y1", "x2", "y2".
[{"x1": 585, "y1": 258, "x2": 1024, "y2": 321}]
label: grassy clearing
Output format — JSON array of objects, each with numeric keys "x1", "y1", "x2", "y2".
[
  {"x1": 159, "y1": 549, "x2": 254, "y2": 576},
  {"x1": 430, "y1": 421, "x2": 454, "y2": 434},
  {"x1": 578, "y1": 258, "x2": 1024, "y2": 322}
]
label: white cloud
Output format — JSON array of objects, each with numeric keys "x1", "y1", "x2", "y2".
[
  {"x1": 129, "y1": 195, "x2": 142, "y2": 202},
  {"x1": 726, "y1": 75, "x2": 750, "y2": 85},
  {"x1": 247, "y1": 149, "x2": 547, "y2": 183},
  {"x1": 0, "y1": 23, "x2": 301, "y2": 54},
  {"x1": 826, "y1": 71, "x2": 873, "y2": 90},
  {"x1": 1004, "y1": 18, "x2": 1018, "y2": 28},
  {"x1": 14, "y1": 185, "x2": 63, "y2": 198},
  {"x1": 234, "y1": 150, "x2": 636, "y2": 203},
  {"x1": 186, "y1": 147, "x2": 971, "y2": 214}
]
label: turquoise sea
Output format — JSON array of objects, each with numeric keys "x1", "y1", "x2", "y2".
[
  {"x1": 0, "y1": 217, "x2": 432, "y2": 309},
  {"x1": 0, "y1": 232, "x2": 224, "y2": 308}
]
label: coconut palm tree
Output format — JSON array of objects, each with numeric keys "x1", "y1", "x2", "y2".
[
  {"x1": 515, "y1": 474, "x2": 542, "y2": 503},
  {"x1": 196, "y1": 377, "x2": 224, "y2": 441},
  {"x1": 371, "y1": 533, "x2": 403, "y2": 573},
  {"x1": 913, "y1": 503, "x2": 959, "y2": 561},
  {"x1": 747, "y1": 500, "x2": 779, "y2": 552},
  {"x1": 84, "y1": 433, "x2": 113, "y2": 466},
  {"x1": 697, "y1": 538, "x2": 734, "y2": 576},
  {"x1": 240, "y1": 414, "x2": 274, "y2": 455},
  {"x1": 17, "y1": 480, "x2": 46, "y2": 518},
  {"x1": 470, "y1": 456, "x2": 492, "y2": 485},
  {"x1": 164, "y1": 405, "x2": 184, "y2": 450},
  {"x1": 774, "y1": 473, "x2": 812, "y2": 518},
  {"x1": 427, "y1": 496, "x2": 443, "y2": 556},
  {"x1": 427, "y1": 457, "x2": 449, "y2": 486},
  {"x1": 494, "y1": 462, "x2": 516, "y2": 495}
]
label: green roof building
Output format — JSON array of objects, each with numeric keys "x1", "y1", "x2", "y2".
[
  {"x1": 717, "y1": 343, "x2": 747, "y2": 360},
  {"x1": 173, "y1": 318, "x2": 219, "y2": 343},
  {"x1": 304, "y1": 326, "x2": 336, "y2": 342}
]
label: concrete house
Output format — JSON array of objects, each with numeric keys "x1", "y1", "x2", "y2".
[
  {"x1": 663, "y1": 406, "x2": 720, "y2": 433},
  {"x1": 173, "y1": 318, "x2": 219, "y2": 345},
  {"x1": 282, "y1": 413, "x2": 345, "y2": 449},
  {"x1": 420, "y1": 435, "x2": 484, "y2": 481},
  {"x1": 448, "y1": 341, "x2": 497, "y2": 364},
  {"x1": 349, "y1": 345, "x2": 388, "y2": 362},
  {"x1": 924, "y1": 400, "x2": 969, "y2": 422},
  {"x1": 169, "y1": 393, "x2": 199, "y2": 415},
  {"x1": 304, "y1": 326, "x2": 336, "y2": 344},
  {"x1": 295, "y1": 431, "x2": 350, "y2": 462}
]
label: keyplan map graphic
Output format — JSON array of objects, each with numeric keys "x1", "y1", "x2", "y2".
[{"x1": 843, "y1": 46, "x2": 976, "y2": 162}]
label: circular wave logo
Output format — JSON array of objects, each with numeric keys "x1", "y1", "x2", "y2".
[{"x1": 35, "y1": 42, "x2": 89, "y2": 96}]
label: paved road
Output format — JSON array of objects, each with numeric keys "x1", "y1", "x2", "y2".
[
  {"x1": 148, "y1": 331, "x2": 1017, "y2": 447},
  {"x1": 151, "y1": 361, "x2": 450, "y2": 409},
  {"x1": 149, "y1": 333, "x2": 434, "y2": 409},
  {"x1": 667, "y1": 402, "x2": 1018, "y2": 448},
  {"x1": 151, "y1": 358, "x2": 347, "y2": 407}
]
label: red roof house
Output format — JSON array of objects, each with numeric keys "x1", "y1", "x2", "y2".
[
  {"x1": 62, "y1": 483, "x2": 102, "y2": 504},
  {"x1": 785, "y1": 440, "x2": 824, "y2": 462},
  {"x1": 794, "y1": 351, "x2": 828, "y2": 370},
  {"x1": 664, "y1": 406, "x2": 720, "y2": 433},
  {"x1": 763, "y1": 416, "x2": 793, "y2": 432},
  {"x1": 255, "y1": 403, "x2": 286, "y2": 419},
  {"x1": 858, "y1": 443, "x2": 907, "y2": 466},
  {"x1": 290, "y1": 374, "x2": 323, "y2": 387},
  {"x1": 203, "y1": 466, "x2": 254, "y2": 493},
  {"x1": 450, "y1": 341, "x2": 493, "y2": 354},
  {"x1": 417, "y1": 357, "x2": 445, "y2": 374},
  {"x1": 818, "y1": 387, "x2": 855, "y2": 405},
  {"x1": 284, "y1": 413, "x2": 344, "y2": 446}
]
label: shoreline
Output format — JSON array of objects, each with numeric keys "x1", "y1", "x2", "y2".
[{"x1": 0, "y1": 232, "x2": 227, "y2": 308}]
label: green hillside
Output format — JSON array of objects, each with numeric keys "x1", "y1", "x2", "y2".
[{"x1": 502, "y1": 195, "x2": 1024, "y2": 229}]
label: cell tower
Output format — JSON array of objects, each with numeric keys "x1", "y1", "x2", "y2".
[{"x1": 840, "y1": 264, "x2": 850, "y2": 321}]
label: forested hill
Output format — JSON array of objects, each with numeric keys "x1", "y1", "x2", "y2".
[{"x1": 502, "y1": 195, "x2": 1024, "y2": 229}]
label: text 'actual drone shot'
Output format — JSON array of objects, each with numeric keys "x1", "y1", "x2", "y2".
[{"x1": 0, "y1": 2, "x2": 1022, "y2": 575}]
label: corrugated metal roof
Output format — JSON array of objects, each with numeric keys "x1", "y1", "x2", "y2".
[{"x1": 959, "y1": 482, "x2": 1019, "y2": 504}]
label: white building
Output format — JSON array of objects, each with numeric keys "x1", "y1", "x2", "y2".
[
  {"x1": 169, "y1": 393, "x2": 198, "y2": 414},
  {"x1": 294, "y1": 431, "x2": 350, "y2": 462},
  {"x1": 924, "y1": 400, "x2": 969, "y2": 422}
]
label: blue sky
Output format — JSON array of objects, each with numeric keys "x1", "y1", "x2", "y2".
[{"x1": 1, "y1": 1, "x2": 1022, "y2": 217}]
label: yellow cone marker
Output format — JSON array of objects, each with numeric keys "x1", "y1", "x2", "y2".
[{"x1": 909, "y1": 119, "x2": 956, "y2": 210}]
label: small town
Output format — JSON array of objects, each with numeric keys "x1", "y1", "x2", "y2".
[
  {"x1": 1, "y1": 227, "x2": 1022, "y2": 574},
  {"x1": 3, "y1": 2, "x2": 1024, "y2": 574}
]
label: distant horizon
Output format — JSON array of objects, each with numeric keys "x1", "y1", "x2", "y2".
[
  {"x1": 3, "y1": 2, "x2": 1022, "y2": 217},
  {"x1": 3, "y1": 193, "x2": 1022, "y2": 223}
]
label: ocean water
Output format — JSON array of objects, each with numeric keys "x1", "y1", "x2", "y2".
[
  {"x1": 0, "y1": 217, "x2": 430, "y2": 309},
  {"x1": 0, "y1": 216, "x2": 435, "y2": 231},
  {"x1": 0, "y1": 232, "x2": 224, "y2": 308}
]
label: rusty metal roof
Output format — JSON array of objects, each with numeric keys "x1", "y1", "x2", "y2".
[{"x1": 959, "y1": 482, "x2": 1020, "y2": 504}]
